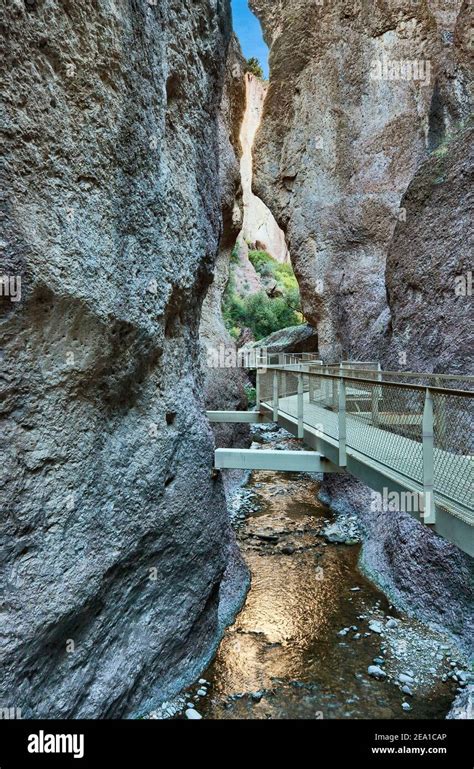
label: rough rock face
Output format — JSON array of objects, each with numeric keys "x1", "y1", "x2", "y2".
[
  {"x1": 319, "y1": 475, "x2": 474, "y2": 657},
  {"x1": 383, "y1": 124, "x2": 473, "y2": 374},
  {"x1": 1, "y1": 0, "x2": 247, "y2": 718},
  {"x1": 447, "y1": 686, "x2": 473, "y2": 719},
  {"x1": 250, "y1": 0, "x2": 471, "y2": 361},
  {"x1": 239, "y1": 73, "x2": 289, "y2": 263},
  {"x1": 245, "y1": 322, "x2": 319, "y2": 355},
  {"x1": 200, "y1": 34, "x2": 251, "y2": 451},
  {"x1": 250, "y1": 0, "x2": 473, "y2": 666}
]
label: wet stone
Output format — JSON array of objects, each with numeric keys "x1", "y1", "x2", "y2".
[
  {"x1": 181, "y1": 428, "x2": 465, "y2": 721},
  {"x1": 368, "y1": 666, "x2": 387, "y2": 680}
]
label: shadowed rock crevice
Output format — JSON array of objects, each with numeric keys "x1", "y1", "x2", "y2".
[{"x1": 1, "y1": 0, "x2": 249, "y2": 718}]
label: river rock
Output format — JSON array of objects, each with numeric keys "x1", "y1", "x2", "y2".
[
  {"x1": 185, "y1": 709, "x2": 203, "y2": 720},
  {"x1": 368, "y1": 621, "x2": 383, "y2": 634},
  {"x1": 251, "y1": 691, "x2": 264, "y2": 703},
  {"x1": 322, "y1": 524, "x2": 348, "y2": 544},
  {"x1": 368, "y1": 666, "x2": 387, "y2": 681}
]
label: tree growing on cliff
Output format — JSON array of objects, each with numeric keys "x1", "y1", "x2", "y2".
[{"x1": 245, "y1": 57, "x2": 264, "y2": 79}]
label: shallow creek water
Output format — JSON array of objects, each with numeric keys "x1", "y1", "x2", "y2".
[{"x1": 180, "y1": 429, "x2": 465, "y2": 720}]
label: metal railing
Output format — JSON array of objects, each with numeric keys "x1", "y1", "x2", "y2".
[
  {"x1": 257, "y1": 366, "x2": 474, "y2": 526},
  {"x1": 239, "y1": 350, "x2": 322, "y2": 369}
]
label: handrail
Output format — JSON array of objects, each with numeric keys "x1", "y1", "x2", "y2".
[
  {"x1": 253, "y1": 358, "x2": 473, "y2": 547},
  {"x1": 321, "y1": 366, "x2": 474, "y2": 383},
  {"x1": 263, "y1": 366, "x2": 474, "y2": 397}
]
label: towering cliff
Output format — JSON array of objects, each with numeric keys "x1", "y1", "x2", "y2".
[
  {"x1": 249, "y1": 0, "x2": 473, "y2": 650},
  {"x1": 1, "y1": 0, "x2": 247, "y2": 717},
  {"x1": 382, "y1": 2, "x2": 473, "y2": 374},
  {"x1": 239, "y1": 73, "x2": 289, "y2": 263},
  {"x1": 199, "y1": 34, "x2": 251, "y2": 450},
  {"x1": 250, "y1": 0, "x2": 472, "y2": 363},
  {"x1": 383, "y1": 122, "x2": 473, "y2": 374}
]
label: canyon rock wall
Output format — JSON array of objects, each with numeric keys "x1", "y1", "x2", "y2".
[
  {"x1": 382, "y1": 1, "x2": 473, "y2": 374},
  {"x1": 383, "y1": 123, "x2": 473, "y2": 374},
  {"x1": 250, "y1": 0, "x2": 471, "y2": 363},
  {"x1": 239, "y1": 73, "x2": 289, "y2": 264},
  {"x1": 1, "y1": 0, "x2": 247, "y2": 718},
  {"x1": 251, "y1": 0, "x2": 473, "y2": 651},
  {"x1": 200, "y1": 34, "x2": 251, "y2": 450}
]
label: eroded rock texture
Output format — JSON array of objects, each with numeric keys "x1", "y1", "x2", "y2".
[
  {"x1": 250, "y1": 0, "x2": 472, "y2": 362},
  {"x1": 251, "y1": 0, "x2": 473, "y2": 653},
  {"x1": 245, "y1": 323, "x2": 319, "y2": 356},
  {"x1": 200, "y1": 34, "x2": 251, "y2": 451},
  {"x1": 1, "y1": 0, "x2": 247, "y2": 718},
  {"x1": 384, "y1": 124, "x2": 473, "y2": 374}
]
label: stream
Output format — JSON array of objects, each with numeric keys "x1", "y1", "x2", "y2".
[{"x1": 153, "y1": 425, "x2": 467, "y2": 720}]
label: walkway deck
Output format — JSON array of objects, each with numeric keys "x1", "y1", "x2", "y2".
[
  {"x1": 210, "y1": 358, "x2": 474, "y2": 556},
  {"x1": 271, "y1": 393, "x2": 473, "y2": 528}
]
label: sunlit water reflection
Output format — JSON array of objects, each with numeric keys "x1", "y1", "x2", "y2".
[{"x1": 191, "y1": 465, "x2": 460, "y2": 719}]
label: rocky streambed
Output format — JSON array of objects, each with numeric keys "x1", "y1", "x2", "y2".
[{"x1": 147, "y1": 425, "x2": 470, "y2": 721}]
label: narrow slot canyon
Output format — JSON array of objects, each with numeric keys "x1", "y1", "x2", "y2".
[
  {"x1": 0, "y1": 0, "x2": 472, "y2": 749},
  {"x1": 184, "y1": 0, "x2": 473, "y2": 723}
]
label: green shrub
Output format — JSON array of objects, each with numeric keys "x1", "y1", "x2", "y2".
[
  {"x1": 223, "y1": 247, "x2": 303, "y2": 341},
  {"x1": 245, "y1": 57, "x2": 264, "y2": 79},
  {"x1": 223, "y1": 286, "x2": 302, "y2": 341},
  {"x1": 230, "y1": 244, "x2": 240, "y2": 264},
  {"x1": 248, "y1": 250, "x2": 300, "y2": 293},
  {"x1": 244, "y1": 384, "x2": 257, "y2": 408}
]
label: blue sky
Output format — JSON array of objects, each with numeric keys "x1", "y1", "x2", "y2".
[{"x1": 231, "y1": 0, "x2": 269, "y2": 78}]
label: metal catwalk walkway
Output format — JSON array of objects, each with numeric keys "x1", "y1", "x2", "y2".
[{"x1": 210, "y1": 358, "x2": 474, "y2": 556}]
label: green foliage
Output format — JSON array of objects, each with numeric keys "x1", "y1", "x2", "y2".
[
  {"x1": 222, "y1": 246, "x2": 303, "y2": 341},
  {"x1": 245, "y1": 57, "x2": 264, "y2": 79},
  {"x1": 230, "y1": 244, "x2": 240, "y2": 264},
  {"x1": 248, "y1": 250, "x2": 300, "y2": 294},
  {"x1": 223, "y1": 287, "x2": 302, "y2": 341},
  {"x1": 430, "y1": 115, "x2": 472, "y2": 158},
  {"x1": 244, "y1": 384, "x2": 257, "y2": 409}
]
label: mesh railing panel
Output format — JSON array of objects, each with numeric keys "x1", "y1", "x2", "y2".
[
  {"x1": 278, "y1": 370, "x2": 299, "y2": 419},
  {"x1": 345, "y1": 381, "x2": 425, "y2": 484},
  {"x1": 259, "y1": 371, "x2": 273, "y2": 403},
  {"x1": 306, "y1": 373, "x2": 340, "y2": 439},
  {"x1": 432, "y1": 392, "x2": 474, "y2": 516},
  {"x1": 258, "y1": 366, "x2": 473, "y2": 521}
]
